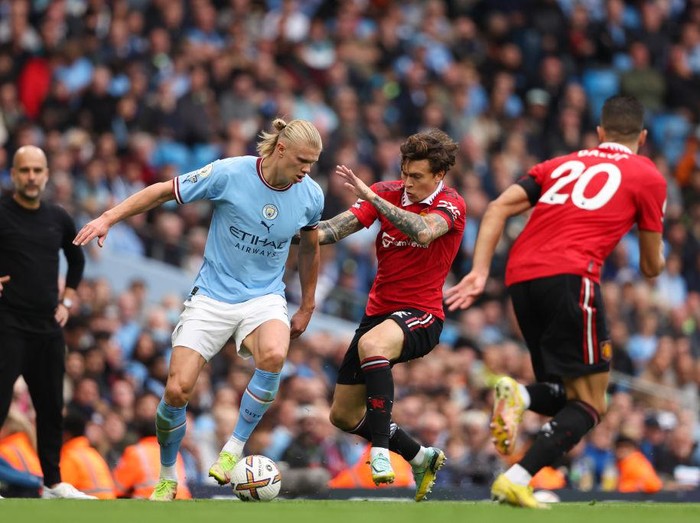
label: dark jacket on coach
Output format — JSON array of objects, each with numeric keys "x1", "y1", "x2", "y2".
[{"x1": 0, "y1": 194, "x2": 85, "y2": 332}]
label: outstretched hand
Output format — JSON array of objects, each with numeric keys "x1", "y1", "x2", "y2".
[
  {"x1": 335, "y1": 165, "x2": 374, "y2": 201},
  {"x1": 73, "y1": 216, "x2": 111, "y2": 248},
  {"x1": 444, "y1": 271, "x2": 488, "y2": 311}
]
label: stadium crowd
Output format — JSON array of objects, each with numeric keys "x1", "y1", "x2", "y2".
[{"x1": 2, "y1": 0, "x2": 700, "y2": 497}]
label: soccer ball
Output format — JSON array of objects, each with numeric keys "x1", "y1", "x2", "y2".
[{"x1": 230, "y1": 455, "x2": 282, "y2": 501}]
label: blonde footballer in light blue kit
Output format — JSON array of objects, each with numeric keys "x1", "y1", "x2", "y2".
[{"x1": 74, "y1": 118, "x2": 324, "y2": 500}]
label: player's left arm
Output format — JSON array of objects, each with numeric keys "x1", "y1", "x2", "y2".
[
  {"x1": 638, "y1": 231, "x2": 665, "y2": 278},
  {"x1": 58, "y1": 212, "x2": 86, "y2": 326},
  {"x1": 290, "y1": 226, "x2": 320, "y2": 339},
  {"x1": 334, "y1": 164, "x2": 447, "y2": 245},
  {"x1": 636, "y1": 173, "x2": 667, "y2": 279},
  {"x1": 371, "y1": 198, "x2": 449, "y2": 245}
]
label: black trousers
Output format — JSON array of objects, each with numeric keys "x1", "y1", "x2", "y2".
[{"x1": 0, "y1": 324, "x2": 65, "y2": 486}]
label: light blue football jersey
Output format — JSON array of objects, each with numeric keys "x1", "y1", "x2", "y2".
[{"x1": 173, "y1": 156, "x2": 324, "y2": 304}]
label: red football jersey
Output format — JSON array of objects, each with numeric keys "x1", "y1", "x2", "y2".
[
  {"x1": 506, "y1": 142, "x2": 667, "y2": 286},
  {"x1": 350, "y1": 180, "x2": 466, "y2": 320}
]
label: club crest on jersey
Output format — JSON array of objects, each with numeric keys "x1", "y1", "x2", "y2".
[
  {"x1": 262, "y1": 204, "x2": 279, "y2": 220},
  {"x1": 185, "y1": 163, "x2": 213, "y2": 184},
  {"x1": 600, "y1": 340, "x2": 612, "y2": 361}
]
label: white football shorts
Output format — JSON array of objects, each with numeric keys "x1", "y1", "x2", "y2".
[{"x1": 171, "y1": 293, "x2": 290, "y2": 361}]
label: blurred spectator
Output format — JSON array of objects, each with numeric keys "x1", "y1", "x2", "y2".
[
  {"x1": 440, "y1": 409, "x2": 501, "y2": 487},
  {"x1": 59, "y1": 411, "x2": 116, "y2": 499},
  {"x1": 614, "y1": 434, "x2": 662, "y2": 493},
  {"x1": 620, "y1": 41, "x2": 666, "y2": 114},
  {"x1": 0, "y1": 408, "x2": 42, "y2": 480},
  {"x1": 655, "y1": 424, "x2": 700, "y2": 489}
]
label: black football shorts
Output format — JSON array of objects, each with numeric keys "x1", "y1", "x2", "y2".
[
  {"x1": 335, "y1": 308, "x2": 443, "y2": 385},
  {"x1": 509, "y1": 274, "x2": 611, "y2": 382}
]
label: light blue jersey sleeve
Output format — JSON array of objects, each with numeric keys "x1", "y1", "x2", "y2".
[{"x1": 173, "y1": 159, "x2": 231, "y2": 204}]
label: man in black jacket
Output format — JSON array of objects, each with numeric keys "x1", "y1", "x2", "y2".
[{"x1": 0, "y1": 145, "x2": 93, "y2": 499}]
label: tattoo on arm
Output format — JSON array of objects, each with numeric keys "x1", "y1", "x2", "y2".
[
  {"x1": 371, "y1": 197, "x2": 449, "y2": 245},
  {"x1": 318, "y1": 211, "x2": 363, "y2": 244}
]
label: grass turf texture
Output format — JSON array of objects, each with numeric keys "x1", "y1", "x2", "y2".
[{"x1": 1, "y1": 500, "x2": 699, "y2": 523}]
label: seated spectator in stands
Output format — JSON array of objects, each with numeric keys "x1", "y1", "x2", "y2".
[
  {"x1": 60, "y1": 411, "x2": 116, "y2": 499},
  {"x1": 614, "y1": 434, "x2": 662, "y2": 493},
  {"x1": 627, "y1": 312, "x2": 660, "y2": 374},
  {"x1": 620, "y1": 41, "x2": 666, "y2": 114},
  {"x1": 639, "y1": 415, "x2": 668, "y2": 468},
  {"x1": 654, "y1": 252, "x2": 688, "y2": 309},
  {"x1": 655, "y1": 424, "x2": 700, "y2": 490},
  {"x1": 440, "y1": 410, "x2": 502, "y2": 487},
  {"x1": 636, "y1": 336, "x2": 677, "y2": 409},
  {"x1": 284, "y1": 404, "x2": 357, "y2": 478},
  {"x1": 66, "y1": 377, "x2": 108, "y2": 420},
  {"x1": 278, "y1": 405, "x2": 334, "y2": 497}
]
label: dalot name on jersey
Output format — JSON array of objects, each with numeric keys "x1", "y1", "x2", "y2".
[{"x1": 577, "y1": 149, "x2": 629, "y2": 161}]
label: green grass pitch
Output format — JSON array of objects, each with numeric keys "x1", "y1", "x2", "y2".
[{"x1": 2, "y1": 499, "x2": 700, "y2": 523}]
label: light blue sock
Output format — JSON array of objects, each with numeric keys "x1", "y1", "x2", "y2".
[
  {"x1": 233, "y1": 369, "x2": 280, "y2": 442},
  {"x1": 156, "y1": 399, "x2": 187, "y2": 467}
]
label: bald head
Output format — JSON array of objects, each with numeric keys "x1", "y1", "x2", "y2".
[
  {"x1": 13, "y1": 145, "x2": 48, "y2": 168},
  {"x1": 11, "y1": 145, "x2": 49, "y2": 209}
]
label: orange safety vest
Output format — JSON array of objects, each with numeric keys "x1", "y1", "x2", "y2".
[
  {"x1": 328, "y1": 445, "x2": 414, "y2": 489},
  {"x1": 113, "y1": 436, "x2": 192, "y2": 499},
  {"x1": 617, "y1": 450, "x2": 663, "y2": 493},
  {"x1": 530, "y1": 466, "x2": 567, "y2": 490},
  {"x1": 0, "y1": 432, "x2": 43, "y2": 478},
  {"x1": 60, "y1": 436, "x2": 117, "y2": 499}
]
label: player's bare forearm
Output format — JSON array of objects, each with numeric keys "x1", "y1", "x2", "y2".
[
  {"x1": 638, "y1": 230, "x2": 665, "y2": 278},
  {"x1": 470, "y1": 204, "x2": 507, "y2": 275},
  {"x1": 104, "y1": 181, "x2": 175, "y2": 225},
  {"x1": 472, "y1": 184, "x2": 532, "y2": 273},
  {"x1": 369, "y1": 196, "x2": 447, "y2": 245},
  {"x1": 297, "y1": 228, "x2": 320, "y2": 312},
  {"x1": 75, "y1": 181, "x2": 176, "y2": 246},
  {"x1": 317, "y1": 210, "x2": 363, "y2": 244}
]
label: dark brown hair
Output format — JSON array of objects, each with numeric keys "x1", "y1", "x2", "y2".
[
  {"x1": 400, "y1": 128, "x2": 458, "y2": 175},
  {"x1": 600, "y1": 95, "x2": 645, "y2": 140}
]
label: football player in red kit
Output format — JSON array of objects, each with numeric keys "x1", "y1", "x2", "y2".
[
  {"x1": 445, "y1": 95, "x2": 666, "y2": 508},
  {"x1": 313, "y1": 129, "x2": 465, "y2": 501}
]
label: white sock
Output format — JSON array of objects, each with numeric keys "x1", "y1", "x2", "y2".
[
  {"x1": 160, "y1": 464, "x2": 178, "y2": 482},
  {"x1": 410, "y1": 446, "x2": 426, "y2": 466},
  {"x1": 370, "y1": 447, "x2": 390, "y2": 461},
  {"x1": 504, "y1": 464, "x2": 532, "y2": 486},
  {"x1": 222, "y1": 436, "x2": 245, "y2": 457},
  {"x1": 518, "y1": 383, "x2": 531, "y2": 409}
]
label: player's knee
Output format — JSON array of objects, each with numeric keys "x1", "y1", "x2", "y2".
[
  {"x1": 255, "y1": 347, "x2": 286, "y2": 372},
  {"x1": 164, "y1": 380, "x2": 191, "y2": 406},
  {"x1": 165, "y1": 385, "x2": 191, "y2": 407},
  {"x1": 357, "y1": 335, "x2": 389, "y2": 360}
]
